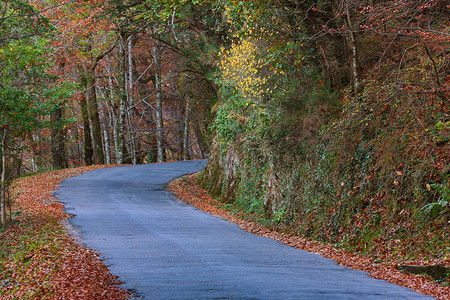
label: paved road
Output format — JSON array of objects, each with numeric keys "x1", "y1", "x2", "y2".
[{"x1": 56, "y1": 161, "x2": 431, "y2": 299}]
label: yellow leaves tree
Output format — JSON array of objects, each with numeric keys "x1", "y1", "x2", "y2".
[{"x1": 220, "y1": 38, "x2": 267, "y2": 103}]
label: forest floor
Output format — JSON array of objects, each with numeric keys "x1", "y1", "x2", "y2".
[
  {"x1": 168, "y1": 173, "x2": 450, "y2": 300},
  {"x1": 0, "y1": 165, "x2": 129, "y2": 299}
]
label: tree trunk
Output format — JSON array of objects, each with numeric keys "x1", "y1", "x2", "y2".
[
  {"x1": 79, "y1": 73, "x2": 94, "y2": 166},
  {"x1": 107, "y1": 61, "x2": 118, "y2": 164},
  {"x1": 116, "y1": 32, "x2": 128, "y2": 164},
  {"x1": 1, "y1": 128, "x2": 7, "y2": 226},
  {"x1": 344, "y1": 0, "x2": 360, "y2": 94},
  {"x1": 111, "y1": 106, "x2": 120, "y2": 163},
  {"x1": 145, "y1": 115, "x2": 158, "y2": 163},
  {"x1": 95, "y1": 85, "x2": 112, "y2": 164},
  {"x1": 100, "y1": 100, "x2": 112, "y2": 165},
  {"x1": 192, "y1": 118, "x2": 207, "y2": 159},
  {"x1": 128, "y1": 36, "x2": 137, "y2": 164},
  {"x1": 87, "y1": 73, "x2": 105, "y2": 164},
  {"x1": 153, "y1": 45, "x2": 164, "y2": 162},
  {"x1": 183, "y1": 98, "x2": 190, "y2": 161},
  {"x1": 50, "y1": 102, "x2": 68, "y2": 169}
]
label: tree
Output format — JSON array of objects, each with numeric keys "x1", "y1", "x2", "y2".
[
  {"x1": 0, "y1": 41, "x2": 71, "y2": 224},
  {"x1": 0, "y1": 0, "x2": 225, "y2": 177},
  {"x1": 50, "y1": 98, "x2": 68, "y2": 169},
  {"x1": 153, "y1": 44, "x2": 165, "y2": 162},
  {"x1": 42, "y1": 0, "x2": 115, "y2": 165},
  {"x1": 107, "y1": 0, "x2": 225, "y2": 161},
  {"x1": 0, "y1": 0, "x2": 74, "y2": 225}
]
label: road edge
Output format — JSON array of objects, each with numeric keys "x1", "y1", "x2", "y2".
[{"x1": 168, "y1": 173, "x2": 449, "y2": 300}]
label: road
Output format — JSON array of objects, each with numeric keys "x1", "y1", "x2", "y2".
[{"x1": 55, "y1": 160, "x2": 432, "y2": 299}]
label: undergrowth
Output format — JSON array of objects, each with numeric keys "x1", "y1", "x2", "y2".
[{"x1": 201, "y1": 66, "x2": 449, "y2": 269}]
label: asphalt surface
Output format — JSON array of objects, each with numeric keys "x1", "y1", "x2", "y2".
[{"x1": 55, "y1": 160, "x2": 432, "y2": 299}]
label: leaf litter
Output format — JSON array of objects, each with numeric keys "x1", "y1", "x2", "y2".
[{"x1": 0, "y1": 165, "x2": 129, "y2": 299}]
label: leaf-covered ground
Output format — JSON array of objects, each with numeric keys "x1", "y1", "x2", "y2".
[
  {"x1": 0, "y1": 166, "x2": 129, "y2": 299},
  {"x1": 169, "y1": 174, "x2": 450, "y2": 300}
]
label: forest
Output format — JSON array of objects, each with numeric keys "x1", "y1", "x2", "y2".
[{"x1": 0, "y1": 0, "x2": 449, "y2": 289}]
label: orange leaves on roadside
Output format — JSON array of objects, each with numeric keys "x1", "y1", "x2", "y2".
[{"x1": 1, "y1": 165, "x2": 128, "y2": 299}]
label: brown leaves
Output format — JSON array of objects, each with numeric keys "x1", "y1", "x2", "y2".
[
  {"x1": 1, "y1": 165, "x2": 129, "y2": 299},
  {"x1": 51, "y1": 241, "x2": 126, "y2": 299},
  {"x1": 169, "y1": 173, "x2": 450, "y2": 300}
]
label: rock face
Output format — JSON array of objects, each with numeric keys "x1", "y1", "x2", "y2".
[
  {"x1": 200, "y1": 140, "x2": 241, "y2": 203},
  {"x1": 200, "y1": 139, "x2": 284, "y2": 216},
  {"x1": 263, "y1": 162, "x2": 282, "y2": 218}
]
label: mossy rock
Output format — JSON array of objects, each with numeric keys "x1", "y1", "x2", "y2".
[{"x1": 398, "y1": 265, "x2": 449, "y2": 282}]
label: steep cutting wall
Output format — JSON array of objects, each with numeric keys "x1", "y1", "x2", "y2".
[{"x1": 201, "y1": 105, "x2": 449, "y2": 263}]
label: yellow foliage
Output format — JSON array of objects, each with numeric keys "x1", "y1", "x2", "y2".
[{"x1": 219, "y1": 38, "x2": 267, "y2": 102}]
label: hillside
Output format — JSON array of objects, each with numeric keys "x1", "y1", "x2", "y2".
[{"x1": 200, "y1": 0, "x2": 449, "y2": 277}]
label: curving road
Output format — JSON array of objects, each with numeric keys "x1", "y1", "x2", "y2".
[{"x1": 55, "y1": 160, "x2": 431, "y2": 299}]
